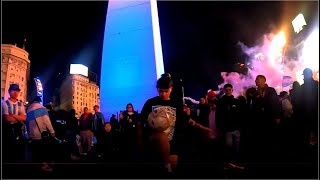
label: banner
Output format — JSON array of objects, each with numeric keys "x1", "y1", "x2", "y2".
[{"x1": 282, "y1": 76, "x2": 294, "y2": 87}]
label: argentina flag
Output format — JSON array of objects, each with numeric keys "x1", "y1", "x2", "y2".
[
  {"x1": 27, "y1": 103, "x2": 49, "y2": 121},
  {"x1": 282, "y1": 76, "x2": 294, "y2": 87},
  {"x1": 26, "y1": 102, "x2": 54, "y2": 139}
]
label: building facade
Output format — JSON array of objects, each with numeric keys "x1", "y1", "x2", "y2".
[
  {"x1": 60, "y1": 74, "x2": 100, "y2": 117},
  {"x1": 1, "y1": 44, "x2": 30, "y2": 103}
]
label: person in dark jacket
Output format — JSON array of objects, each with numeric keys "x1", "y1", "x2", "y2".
[
  {"x1": 243, "y1": 87, "x2": 258, "y2": 163},
  {"x1": 197, "y1": 97, "x2": 210, "y2": 127},
  {"x1": 100, "y1": 122, "x2": 119, "y2": 162},
  {"x1": 294, "y1": 68, "x2": 318, "y2": 165},
  {"x1": 298, "y1": 68, "x2": 318, "y2": 145},
  {"x1": 119, "y1": 103, "x2": 139, "y2": 162},
  {"x1": 139, "y1": 73, "x2": 211, "y2": 174},
  {"x1": 253, "y1": 75, "x2": 282, "y2": 163},
  {"x1": 65, "y1": 109, "x2": 80, "y2": 160},
  {"x1": 92, "y1": 105, "x2": 105, "y2": 157},
  {"x1": 78, "y1": 107, "x2": 93, "y2": 155},
  {"x1": 110, "y1": 114, "x2": 119, "y2": 131},
  {"x1": 289, "y1": 81, "x2": 300, "y2": 111},
  {"x1": 216, "y1": 84, "x2": 242, "y2": 169}
]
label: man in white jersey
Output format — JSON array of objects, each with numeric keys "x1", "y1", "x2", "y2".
[{"x1": 2, "y1": 84, "x2": 27, "y2": 163}]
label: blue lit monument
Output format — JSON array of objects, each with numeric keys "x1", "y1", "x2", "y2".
[{"x1": 100, "y1": 0, "x2": 164, "y2": 118}]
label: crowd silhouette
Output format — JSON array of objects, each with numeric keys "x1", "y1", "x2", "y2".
[{"x1": 2, "y1": 69, "x2": 318, "y2": 179}]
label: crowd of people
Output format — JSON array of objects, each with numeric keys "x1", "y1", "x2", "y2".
[{"x1": 1, "y1": 68, "x2": 318, "y2": 178}]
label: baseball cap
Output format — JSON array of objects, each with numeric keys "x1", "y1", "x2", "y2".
[
  {"x1": 9, "y1": 84, "x2": 21, "y2": 91},
  {"x1": 302, "y1": 68, "x2": 313, "y2": 75}
]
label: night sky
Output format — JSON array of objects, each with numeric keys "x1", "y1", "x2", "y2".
[{"x1": 2, "y1": 1, "x2": 318, "y2": 102}]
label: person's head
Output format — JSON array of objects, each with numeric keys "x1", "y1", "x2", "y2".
[
  {"x1": 8, "y1": 84, "x2": 21, "y2": 99},
  {"x1": 279, "y1": 91, "x2": 289, "y2": 99},
  {"x1": 111, "y1": 114, "x2": 116, "y2": 118},
  {"x1": 126, "y1": 103, "x2": 134, "y2": 112},
  {"x1": 255, "y1": 75, "x2": 267, "y2": 88},
  {"x1": 303, "y1": 68, "x2": 313, "y2": 81},
  {"x1": 207, "y1": 90, "x2": 216, "y2": 100},
  {"x1": 224, "y1": 84, "x2": 233, "y2": 96},
  {"x1": 157, "y1": 73, "x2": 173, "y2": 100},
  {"x1": 246, "y1": 87, "x2": 257, "y2": 99},
  {"x1": 70, "y1": 109, "x2": 76, "y2": 116},
  {"x1": 238, "y1": 96, "x2": 246, "y2": 104},
  {"x1": 94, "y1": 105, "x2": 100, "y2": 112},
  {"x1": 292, "y1": 81, "x2": 300, "y2": 89},
  {"x1": 104, "y1": 122, "x2": 112, "y2": 132},
  {"x1": 32, "y1": 96, "x2": 42, "y2": 103},
  {"x1": 83, "y1": 107, "x2": 89, "y2": 115},
  {"x1": 200, "y1": 98, "x2": 206, "y2": 104}
]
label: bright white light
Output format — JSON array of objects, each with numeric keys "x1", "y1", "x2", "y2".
[
  {"x1": 150, "y1": 0, "x2": 165, "y2": 79},
  {"x1": 302, "y1": 29, "x2": 319, "y2": 71},
  {"x1": 272, "y1": 31, "x2": 286, "y2": 49},
  {"x1": 70, "y1": 64, "x2": 88, "y2": 77},
  {"x1": 292, "y1": 14, "x2": 307, "y2": 33},
  {"x1": 296, "y1": 70, "x2": 304, "y2": 85},
  {"x1": 269, "y1": 31, "x2": 286, "y2": 65}
]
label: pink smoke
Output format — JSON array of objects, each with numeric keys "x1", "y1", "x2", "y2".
[{"x1": 218, "y1": 32, "x2": 303, "y2": 97}]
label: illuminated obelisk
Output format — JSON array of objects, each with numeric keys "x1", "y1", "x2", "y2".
[{"x1": 100, "y1": 0, "x2": 164, "y2": 118}]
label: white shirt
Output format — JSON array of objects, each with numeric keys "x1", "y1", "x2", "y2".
[
  {"x1": 2, "y1": 99, "x2": 26, "y2": 124},
  {"x1": 2, "y1": 99, "x2": 26, "y2": 115},
  {"x1": 27, "y1": 102, "x2": 55, "y2": 140}
]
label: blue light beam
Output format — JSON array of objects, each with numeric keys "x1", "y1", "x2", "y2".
[{"x1": 100, "y1": 0, "x2": 164, "y2": 118}]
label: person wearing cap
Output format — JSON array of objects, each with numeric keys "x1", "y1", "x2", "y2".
[
  {"x1": 296, "y1": 68, "x2": 318, "y2": 150},
  {"x1": 2, "y1": 84, "x2": 27, "y2": 163}
]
